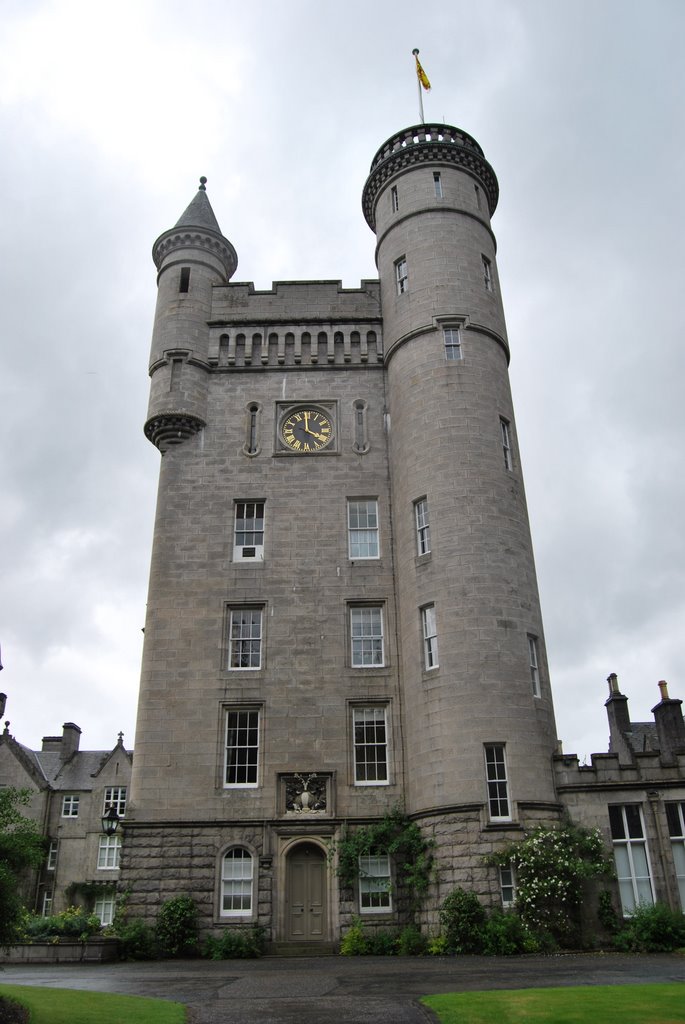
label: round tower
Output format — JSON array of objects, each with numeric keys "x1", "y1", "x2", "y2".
[
  {"x1": 145, "y1": 178, "x2": 237, "y2": 452},
  {"x1": 362, "y1": 125, "x2": 559, "y2": 821}
]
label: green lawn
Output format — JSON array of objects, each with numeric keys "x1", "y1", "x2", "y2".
[
  {"x1": 422, "y1": 983, "x2": 685, "y2": 1023},
  {"x1": 0, "y1": 985, "x2": 186, "y2": 1024}
]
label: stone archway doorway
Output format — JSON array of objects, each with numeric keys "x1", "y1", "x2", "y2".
[{"x1": 285, "y1": 841, "x2": 327, "y2": 941}]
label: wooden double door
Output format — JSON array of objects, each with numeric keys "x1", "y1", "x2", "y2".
[{"x1": 285, "y1": 842, "x2": 327, "y2": 941}]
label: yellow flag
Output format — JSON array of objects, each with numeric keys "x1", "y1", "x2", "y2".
[{"x1": 415, "y1": 53, "x2": 431, "y2": 91}]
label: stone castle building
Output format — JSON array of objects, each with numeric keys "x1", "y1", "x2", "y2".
[
  {"x1": 2, "y1": 122, "x2": 683, "y2": 942},
  {"x1": 119, "y1": 121, "x2": 684, "y2": 944}
]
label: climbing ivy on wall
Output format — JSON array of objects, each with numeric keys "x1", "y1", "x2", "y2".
[{"x1": 330, "y1": 808, "x2": 434, "y2": 914}]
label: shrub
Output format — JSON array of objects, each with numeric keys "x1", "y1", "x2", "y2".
[
  {"x1": 397, "y1": 923, "x2": 427, "y2": 956},
  {"x1": 427, "y1": 935, "x2": 450, "y2": 956},
  {"x1": 439, "y1": 887, "x2": 486, "y2": 953},
  {"x1": 203, "y1": 926, "x2": 265, "y2": 959},
  {"x1": 113, "y1": 918, "x2": 157, "y2": 960},
  {"x1": 613, "y1": 903, "x2": 685, "y2": 953},
  {"x1": 366, "y1": 929, "x2": 399, "y2": 955},
  {"x1": 0, "y1": 995, "x2": 30, "y2": 1024},
  {"x1": 155, "y1": 895, "x2": 199, "y2": 957},
  {"x1": 481, "y1": 911, "x2": 530, "y2": 956},
  {"x1": 489, "y1": 825, "x2": 610, "y2": 946},
  {"x1": 20, "y1": 906, "x2": 101, "y2": 942},
  {"x1": 340, "y1": 917, "x2": 369, "y2": 956}
]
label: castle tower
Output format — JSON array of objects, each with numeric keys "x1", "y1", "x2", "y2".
[
  {"x1": 362, "y1": 125, "x2": 558, "y2": 821},
  {"x1": 125, "y1": 124, "x2": 562, "y2": 946}
]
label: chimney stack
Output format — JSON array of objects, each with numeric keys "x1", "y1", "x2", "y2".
[
  {"x1": 60, "y1": 722, "x2": 81, "y2": 761},
  {"x1": 652, "y1": 681, "x2": 685, "y2": 762},
  {"x1": 605, "y1": 673, "x2": 634, "y2": 763}
]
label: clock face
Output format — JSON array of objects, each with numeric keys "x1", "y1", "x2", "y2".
[{"x1": 281, "y1": 407, "x2": 334, "y2": 453}]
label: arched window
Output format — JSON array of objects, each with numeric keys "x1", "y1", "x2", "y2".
[{"x1": 221, "y1": 847, "x2": 254, "y2": 917}]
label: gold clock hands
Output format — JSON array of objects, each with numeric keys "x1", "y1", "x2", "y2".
[{"x1": 303, "y1": 411, "x2": 309, "y2": 432}]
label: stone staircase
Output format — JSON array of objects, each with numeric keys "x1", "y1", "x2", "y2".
[{"x1": 267, "y1": 941, "x2": 337, "y2": 957}]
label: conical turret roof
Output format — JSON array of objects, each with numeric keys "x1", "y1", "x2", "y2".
[
  {"x1": 174, "y1": 177, "x2": 223, "y2": 234},
  {"x1": 152, "y1": 176, "x2": 238, "y2": 280}
]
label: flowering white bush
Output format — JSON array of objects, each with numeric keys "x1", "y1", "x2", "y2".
[{"x1": 491, "y1": 825, "x2": 609, "y2": 943}]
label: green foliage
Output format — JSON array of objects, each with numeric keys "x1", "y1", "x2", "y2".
[
  {"x1": 155, "y1": 895, "x2": 199, "y2": 957},
  {"x1": 481, "y1": 911, "x2": 533, "y2": 955},
  {"x1": 422, "y1": 983, "x2": 685, "y2": 1024},
  {"x1": 203, "y1": 926, "x2": 265, "y2": 960},
  {"x1": 366, "y1": 929, "x2": 399, "y2": 955},
  {"x1": 396, "y1": 923, "x2": 427, "y2": 955},
  {"x1": 0, "y1": 983, "x2": 186, "y2": 1024},
  {"x1": 104, "y1": 889, "x2": 157, "y2": 960},
  {"x1": 489, "y1": 824, "x2": 610, "y2": 944},
  {"x1": 0, "y1": 994, "x2": 29, "y2": 1024},
  {"x1": 113, "y1": 918, "x2": 157, "y2": 961},
  {"x1": 19, "y1": 906, "x2": 101, "y2": 942},
  {"x1": 330, "y1": 808, "x2": 434, "y2": 913},
  {"x1": 339, "y1": 917, "x2": 369, "y2": 955},
  {"x1": 612, "y1": 903, "x2": 685, "y2": 953},
  {"x1": 597, "y1": 889, "x2": 620, "y2": 934},
  {"x1": 427, "y1": 934, "x2": 450, "y2": 956},
  {"x1": 0, "y1": 788, "x2": 47, "y2": 948},
  {"x1": 439, "y1": 886, "x2": 486, "y2": 953}
]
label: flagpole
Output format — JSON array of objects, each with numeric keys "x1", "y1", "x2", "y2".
[{"x1": 412, "y1": 49, "x2": 425, "y2": 124}]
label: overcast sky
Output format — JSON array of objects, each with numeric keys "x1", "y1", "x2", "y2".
[{"x1": 1, "y1": 0, "x2": 683, "y2": 763}]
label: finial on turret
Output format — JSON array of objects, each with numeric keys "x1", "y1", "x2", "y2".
[{"x1": 199, "y1": 176, "x2": 207, "y2": 191}]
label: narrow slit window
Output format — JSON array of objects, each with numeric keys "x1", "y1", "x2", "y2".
[
  {"x1": 179, "y1": 267, "x2": 191, "y2": 293},
  {"x1": 482, "y1": 255, "x2": 493, "y2": 292},
  {"x1": 433, "y1": 172, "x2": 443, "y2": 198},
  {"x1": 474, "y1": 184, "x2": 482, "y2": 211},
  {"x1": 500, "y1": 418, "x2": 513, "y2": 471},
  {"x1": 528, "y1": 635, "x2": 541, "y2": 697},
  {"x1": 391, "y1": 185, "x2": 399, "y2": 213},
  {"x1": 395, "y1": 256, "x2": 408, "y2": 295},
  {"x1": 422, "y1": 604, "x2": 438, "y2": 669},
  {"x1": 414, "y1": 498, "x2": 431, "y2": 555}
]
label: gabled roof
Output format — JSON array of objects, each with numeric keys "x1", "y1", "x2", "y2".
[{"x1": 0, "y1": 734, "x2": 49, "y2": 789}]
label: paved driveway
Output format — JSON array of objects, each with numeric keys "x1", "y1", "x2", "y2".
[{"x1": 2, "y1": 953, "x2": 684, "y2": 1023}]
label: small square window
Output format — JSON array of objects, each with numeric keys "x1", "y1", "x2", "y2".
[
  {"x1": 61, "y1": 795, "x2": 79, "y2": 818},
  {"x1": 103, "y1": 787, "x2": 127, "y2": 817},
  {"x1": 97, "y1": 835, "x2": 121, "y2": 870}
]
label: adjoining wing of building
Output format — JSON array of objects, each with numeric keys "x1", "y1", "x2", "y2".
[{"x1": 2, "y1": 122, "x2": 683, "y2": 944}]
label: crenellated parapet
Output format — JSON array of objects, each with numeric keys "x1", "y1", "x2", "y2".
[
  {"x1": 554, "y1": 749, "x2": 685, "y2": 793},
  {"x1": 362, "y1": 123, "x2": 499, "y2": 229}
]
